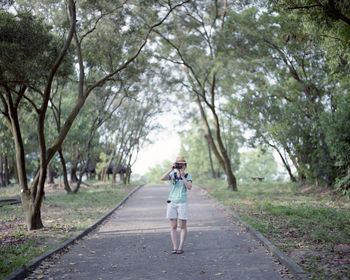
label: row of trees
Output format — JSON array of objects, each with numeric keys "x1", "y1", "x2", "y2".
[
  {"x1": 1, "y1": 0, "x2": 349, "y2": 230},
  {"x1": 150, "y1": 0, "x2": 349, "y2": 195},
  {"x1": 0, "y1": 0, "x2": 190, "y2": 230}
]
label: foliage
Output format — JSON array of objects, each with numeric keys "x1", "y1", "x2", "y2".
[
  {"x1": 217, "y1": 5, "x2": 349, "y2": 189},
  {"x1": 178, "y1": 122, "x2": 224, "y2": 180},
  {"x1": 322, "y1": 92, "x2": 350, "y2": 197},
  {"x1": 145, "y1": 160, "x2": 173, "y2": 184},
  {"x1": 0, "y1": 10, "x2": 72, "y2": 84},
  {"x1": 269, "y1": 0, "x2": 350, "y2": 71},
  {"x1": 237, "y1": 148, "x2": 279, "y2": 182}
]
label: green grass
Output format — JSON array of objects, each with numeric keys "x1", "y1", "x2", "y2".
[
  {"x1": 198, "y1": 179, "x2": 350, "y2": 280},
  {"x1": 0, "y1": 182, "x2": 140, "y2": 279}
]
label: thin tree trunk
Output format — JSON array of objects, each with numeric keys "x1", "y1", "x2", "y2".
[
  {"x1": 263, "y1": 138, "x2": 297, "y2": 182},
  {"x1": 4, "y1": 155, "x2": 9, "y2": 185},
  {"x1": 73, "y1": 165, "x2": 85, "y2": 194},
  {"x1": 196, "y1": 95, "x2": 237, "y2": 190},
  {"x1": 58, "y1": 148, "x2": 72, "y2": 193},
  {"x1": 46, "y1": 166, "x2": 54, "y2": 184},
  {"x1": 0, "y1": 154, "x2": 4, "y2": 187},
  {"x1": 205, "y1": 135, "x2": 216, "y2": 179},
  {"x1": 70, "y1": 161, "x2": 78, "y2": 183},
  {"x1": 103, "y1": 149, "x2": 115, "y2": 182},
  {"x1": 126, "y1": 166, "x2": 131, "y2": 184},
  {"x1": 284, "y1": 145, "x2": 306, "y2": 182},
  {"x1": 13, "y1": 156, "x2": 18, "y2": 184},
  {"x1": 126, "y1": 154, "x2": 133, "y2": 184},
  {"x1": 209, "y1": 76, "x2": 237, "y2": 190}
]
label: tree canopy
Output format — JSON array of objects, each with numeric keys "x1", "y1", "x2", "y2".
[{"x1": 0, "y1": 0, "x2": 349, "y2": 231}]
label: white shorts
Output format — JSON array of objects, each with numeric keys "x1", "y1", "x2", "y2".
[{"x1": 166, "y1": 202, "x2": 189, "y2": 220}]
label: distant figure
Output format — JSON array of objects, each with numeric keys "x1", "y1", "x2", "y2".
[{"x1": 161, "y1": 156, "x2": 192, "y2": 254}]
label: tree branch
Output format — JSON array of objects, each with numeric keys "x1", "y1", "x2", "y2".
[{"x1": 87, "y1": 0, "x2": 190, "y2": 96}]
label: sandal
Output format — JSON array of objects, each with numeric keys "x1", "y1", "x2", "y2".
[
  {"x1": 176, "y1": 249, "x2": 184, "y2": 254},
  {"x1": 171, "y1": 249, "x2": 177, "y2": 254}
]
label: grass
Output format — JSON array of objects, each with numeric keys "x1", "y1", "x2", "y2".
[
  {"x1": 198, "y1": 179, "x2": 350, "y2": 280},
  {"x1": 0, "y1": 181, "x2": 140, "y2": 280}
]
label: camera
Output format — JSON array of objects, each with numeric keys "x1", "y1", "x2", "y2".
[{"x1": 175, "y1": 163, "x2": 183, "y2": 169}]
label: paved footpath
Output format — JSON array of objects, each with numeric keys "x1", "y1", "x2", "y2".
[{"x1": 26, "y1": 184, "x2": 291, "y2": 280}]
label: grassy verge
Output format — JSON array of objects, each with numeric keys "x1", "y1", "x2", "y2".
[
  {"x1": 0, "y1": 181, "x2": 141, "y2": 279},
  {"x1": 198, "y1": 179, "x2": 350, "y2": 280}
]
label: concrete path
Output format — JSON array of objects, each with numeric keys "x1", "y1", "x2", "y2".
[{"x1": 26, "y1": 184, "x2": 290, "y2": 280}]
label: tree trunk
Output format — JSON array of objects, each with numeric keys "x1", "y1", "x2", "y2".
[
  {"x1": 58, "y1": 148, "x2": 72, "y2": 193},
  {"x1": 284, "y1": 145, "x2": 306, "y2": 183},
  {"x1": 205, "y1": 135, "x2": 216, "y2": 179},
  {"x1": 46, "y1": 166, "x2": 54, "y2": 184},
  {"x1": 264, "y1": 139, "x2": 297, "y2": 182},
  {"x1": 102, "y1": 149, "x2": 115, "y2": 182},
  {"x1": 4, "y1": 155, "x2": 10, "y2": 185},
  {"x1": 122, "y1": 172, "x2": 126, "y2": 184},
  {"x1": 73, "y1": 160, "x2": 89, "y2": 194},
  {"x1": 196, "y1": 95, "x2": 237, "y2": 191},
  {"x1": 70, "y1": 162, "x2": 78, "y2": 183},
  {"x1": 126, "y1": 167, "x2": 131, "y2": 184},
  {"x1": 20, "y1": 190, "x2": 44, "y2": 230},
  {"x1": 112, "y1": 154, "x2": 122, "y2": 184},
  {"x1": 0, "y1": 154, "x2": 4, "y2": 187},
  {"x1": 112, "y1": 169, "x2": 117, "y2": 184}
]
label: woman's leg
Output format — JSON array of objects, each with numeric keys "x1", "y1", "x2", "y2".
[
  {"x1": 170, "y1": 219, "x2": 178, "y2": 250},
  {"x1": 178, "y1": 219, "x2": 187, "y2": 251}
]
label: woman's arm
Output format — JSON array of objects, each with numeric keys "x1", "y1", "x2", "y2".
[
  {"x1": 182, "y1": 177, "x2": 192, "y2": 190},
  {"x1": 179, "y1": 169, "x2": 192, "y2": 190},
  {"x1": 160, "y1": 167, "x2": 173, "y2": 181}
]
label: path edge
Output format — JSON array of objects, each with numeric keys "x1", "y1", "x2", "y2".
[
  {"x1": 4, "y1": 184, "x2": 144, "y2": 280},
  {"x1": 197, "y1": 185, "x2": 307, "y2": 280}
]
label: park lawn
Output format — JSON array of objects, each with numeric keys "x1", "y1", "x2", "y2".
[
  {"x1": 198, "y1": 180, "x2": 350, "y2": 280},
  {"x1": 0, "y1": 182, "x2": 139, "y2": 280}
]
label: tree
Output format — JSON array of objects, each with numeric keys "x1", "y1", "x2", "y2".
[
  {"x1": 0, "y1": 120, "x2": 12, "y2": 187},
  {"x1": 1, "y1": 0, "x2": 190, "y2": 230},
  {"x1": 0, "y1": 4, "x2": 76, "y2": 230},
  {"x1": 217, "y1": 6, "x2": 344, "y2": 186},
  {"x1": 154, "y1": 0, "x2": 244, "y2": 190}
]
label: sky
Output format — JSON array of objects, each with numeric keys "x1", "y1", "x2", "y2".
[{"x1": 132, "y1": 113, "x2": 181, "y2": 175}]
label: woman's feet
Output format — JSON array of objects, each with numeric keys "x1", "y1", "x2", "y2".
[{"x1": 171, "y1": 249, "x2": 184, "y2": 254}]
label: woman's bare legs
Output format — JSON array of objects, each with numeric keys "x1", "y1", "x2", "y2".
[
  {"x1": 178, "y1": 219, "x2": 187, "y2": 251},
  {"x1": 170, "y1": 219, "x2": 178, "y2": 250}
]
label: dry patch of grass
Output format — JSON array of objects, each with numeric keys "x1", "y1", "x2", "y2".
[
  {"x1": 199, "y1": 180, "x2": 350, "y2": 280},
  {"x1": 0, "y1": 182, "x2": 139, "y2": 279}
]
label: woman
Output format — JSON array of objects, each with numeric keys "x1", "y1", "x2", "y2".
[{"x1": 161, "y1": 156, "x2": 192, "y2": 254}]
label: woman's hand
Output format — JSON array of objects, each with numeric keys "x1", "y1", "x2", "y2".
[{"x1": 179, "y1": 167, "x2": 185, "y2": 178}]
